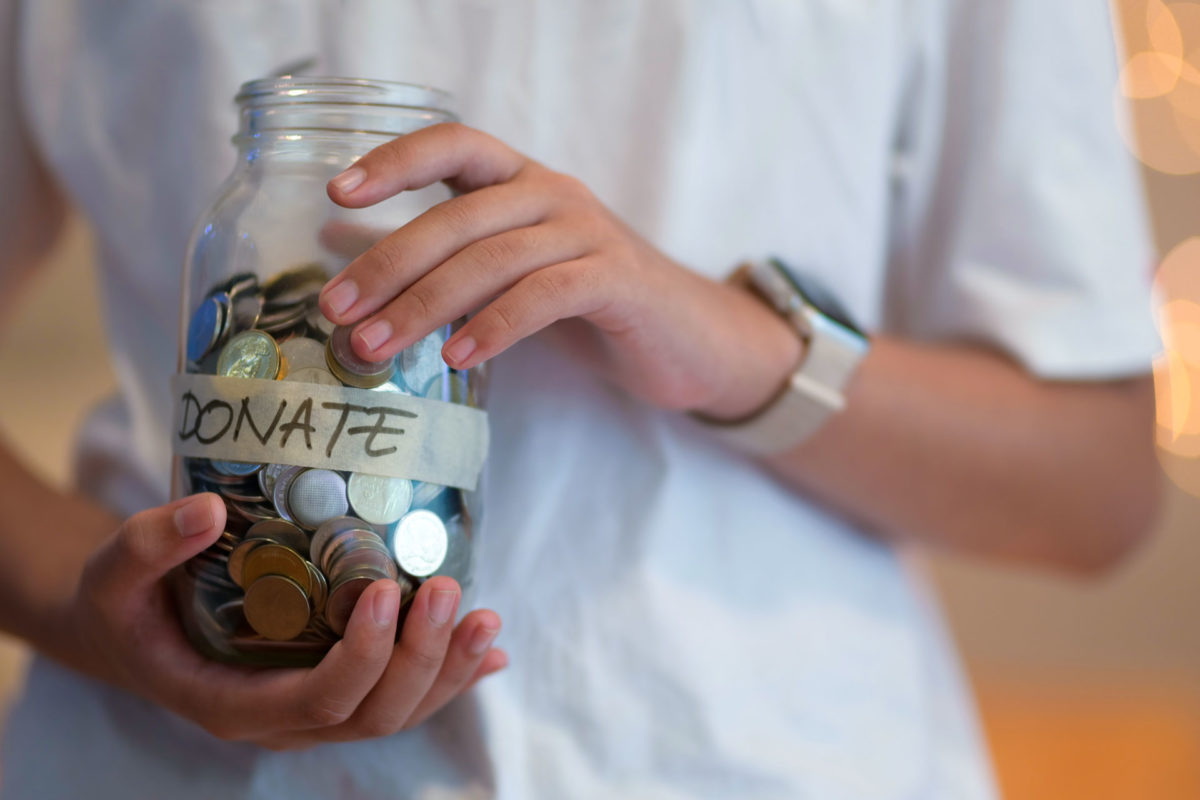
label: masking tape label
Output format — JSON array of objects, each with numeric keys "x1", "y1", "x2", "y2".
[{"x1": 169, "y1": 374, "x2": 489, "y2": 490}]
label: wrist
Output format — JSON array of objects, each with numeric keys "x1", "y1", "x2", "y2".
[{"x1": 691, "y1": 280, "x2": 806, "y2": 421}]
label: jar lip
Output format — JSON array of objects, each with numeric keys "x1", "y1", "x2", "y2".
[{"x1": 235, "y1": 76, "x2": 456, "y2": 113}]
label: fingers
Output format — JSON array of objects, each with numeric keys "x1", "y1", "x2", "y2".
[
  {"x1": 403, "y1": 609, "x2": 504, "y2": 728},
  {"x1": 342, "y1": 224, "x2": 590, "y2": 362},
  {"x1": 442, "y1": 258, "x2": 609, "y2": 369},
  {"x1": 318, "y1": 181, "x2": 553, "y2": 331},
  {"x1": 327, "y1": 123, "x2": 527, "y2": 208},
  {"x1": 87, "y1": 493, "x2": 225, "y2": 602},
  {"x1": 179, "y1": 579, "x2": 402, "y2": 739},
  {"x1": 319, "y1": 576, "x2": 462, "y2": 739},
  {"x1": 248, "y1": 597, "x2": 507, "y2": 749}
]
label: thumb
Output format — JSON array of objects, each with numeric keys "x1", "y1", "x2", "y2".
[{"x1": 91, "y1": 493, "x2": 226, "y2": 599}]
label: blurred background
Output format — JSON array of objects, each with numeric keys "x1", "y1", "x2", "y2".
[{"x1": 1, "y1": 2, "x2": 1199, "y2": 798}]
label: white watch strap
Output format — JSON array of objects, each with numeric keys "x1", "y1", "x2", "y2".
[{"x1": 702, "y1": 310, "x2": 867, "y2": 456}]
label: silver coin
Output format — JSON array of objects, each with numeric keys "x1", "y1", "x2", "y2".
[
  {"x1": 279, "y1": 337, "x2": 328, "y2": 372},
  {"x1": 231, "y1": 289, "x2": 265, "y2": 332},
  {"x1": 272, "y1": 465, "x2": 307, "y2": 523},
  {"x1": 306, "y1": 306, "x2": 337, "y2": 341},
  {"x1": 258, "y1": 463, "x2": 289, "y2": 498},
  {"x1": 346, "y1": 473, "x2": 413, "y2": 526},
  {"x1": 287, "y1": 469, "x2": 349, "y2": 530},
  {"x1": 399, "y1": 329, "x2": 446, "y2": 394},
  {"x1": 211, "y1": 460, "x2": 262, "y2": 477},
  {"x1": 411, "y1": 481, "x2": 446, "y2": 509},
  {"x1": 391, "y1": 510, "x2": 448, "y2": 577},
  {"x1": 284, "y1": 366, "x2": 342, "y2": 386}
]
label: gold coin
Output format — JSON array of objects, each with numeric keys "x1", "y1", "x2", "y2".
[
  {"x1": 243, "y1": 574, "x2": 312, "y2": 641},
  {"x1": 245, "y1": 519, "x2": 310, "y2": 556},
  {"x1": 227, "y1": 537, "x2": 270, "y2": 588},
  {"x1": 242, "y1": 543, "x2": 312, "y2": 592},
  {"x1": 217, "y1": 330, "x2": 281, "y2": 380}
]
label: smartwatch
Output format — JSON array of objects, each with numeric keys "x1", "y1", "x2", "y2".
[{"x1": 697, "y1": 258, "x2": 870, "y2": 455}]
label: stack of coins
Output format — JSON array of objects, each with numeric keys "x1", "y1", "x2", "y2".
[{"x1": 180, "y1": 263, "x2": 479, "y2": 656}]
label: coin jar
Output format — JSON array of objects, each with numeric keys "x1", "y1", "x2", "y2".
[{"x1": 170, "y1": 78, "x2": 489, "y2": 667}]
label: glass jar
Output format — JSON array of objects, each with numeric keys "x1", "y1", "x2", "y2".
[{"x1": 169, "y1": 77, "x2": 488, "y2": 667}]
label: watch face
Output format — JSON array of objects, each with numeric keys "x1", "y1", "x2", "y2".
[{"x1": 768, "y1": 258, "x2": 866, "y2": 337}]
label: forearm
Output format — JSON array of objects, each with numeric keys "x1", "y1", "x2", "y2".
[
  {"x1": 760, "y1": 337, "x2": 1159, "y2": 572},
  {"x1": 0, "y1": 435, "x2": 118, "y2": 649}
]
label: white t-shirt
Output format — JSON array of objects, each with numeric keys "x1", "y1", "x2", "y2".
[{"x1": 2, "y1": 1, "x2": 1156, "y2": 798}]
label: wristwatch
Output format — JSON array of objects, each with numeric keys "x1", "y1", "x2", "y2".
[{"x1": 697, "y1": 258, "x2": 870, "y2": 455}]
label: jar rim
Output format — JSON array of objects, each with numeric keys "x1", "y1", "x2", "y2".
[{"x1": 235, "y1": 76, "x2": 456, "y2": 114}]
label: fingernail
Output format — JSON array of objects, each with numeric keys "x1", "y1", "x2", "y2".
[
  {"x1": 467, "y1": 626, "x2": 499, "y2": 657},
  {"x1": 330, "y1": 166, "x2": 366, "y2": 195},
  {"x1": 356, "y1": 319, "x2": 392, "y2": 352},
  {"x1": 322, "y1": 279, "x2": 358, "y2": 316},
  {"x1": 443, "y1": 335, "x2": 476, "y2": 366},
  {"x1": 428, "y1": 589, "x2": 458, "y2": 626},
  {"x1": 174, "y1": 495, "x2": 213, "y2": 538},
  {"x1": 372, "y1": 584, "x2": 401, "y2": 626}
]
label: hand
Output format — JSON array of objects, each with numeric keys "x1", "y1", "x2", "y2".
[
  {"x1": 48, "y1": 493, "x2": 506, "y2": 750},
  {"x1": 319, "y1": 123, "x2": 803, "y2": 421}
]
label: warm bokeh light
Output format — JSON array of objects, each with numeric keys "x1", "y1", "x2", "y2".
[{"x1": 1117, "y1": 2, "x2": 1200, "y2": 172}]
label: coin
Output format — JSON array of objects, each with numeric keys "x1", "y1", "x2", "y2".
[
  {"x1": 272, "y1": 465, "x2": 307, "y2": 523},
  {"x1": 311, "y1": 516, "x2": 375, "y2": 568},
  {"x1": 391, "y1": 510, "x2": 448, "y2": 577},
  {"x1": 306, "y1": 306, "x2": 337, "y2": 341},
  {"x1": 283, "y1": 366, "x2": 342, "y2": 386},
  {"x1": 186, "y1": 295, "x2": 226, "y2": 363},
  {"x1": 258, "y1": 462, "x2": 289, "y2": 498},
  {"x1": 307, "y1": 561, "x2": 328, "y2": 615},
  {"x1": 321, "y1": 527, "x2": 386, "y2": 575},
  {"x1": 399, "y1": 329, "x2": 446, "y2": 395},
  {"x1": 287, "y1": 468, "x2": 349, "y2": 530},
  {"x1": 279, "y1": 337, "x2": 327, "y2": 372},
  {"x1": 326, "y1": 324, "x2": 394, "y2": 388},
  {"x1": 231, "y1": 289, "x2": 265, "y2": 331},
  {"x1": 346, "y1": 473, "x2": 413, "y2": 525},
  {"x1": 242, "y1": 543, "x2": 312, "y2": 591},
  {"x1": 227, "y1": 537, "x2": 270, "y2": 588},
  {"x1": 324, "y1": 574, "x2": 377, "y2": 636},
  {"x1": 211, "y1": 460, "x2": 262, "y2": 477},
  {"x1": 217, "y1": 330, "x2": 281, "y2": 380},
  {"x1": 245, "y1": 518, "x2": 310, "y2": 555},
  {"x1": 243, "y1": 574, "x2": 311, "y2": 641},
  {"x1": 263, "y1": 262, "x2": 329, "y2": 306},
  {"x1": 328, "y1": 541, "x2": 399, "y2": 582}
]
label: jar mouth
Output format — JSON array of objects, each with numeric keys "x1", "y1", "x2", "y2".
[
  {"x1": 233, "y1": 76, "x2": 458, "y2": 140},
  {"x1": 236, "y1": 76, "x2": 456, "y2": 113}
]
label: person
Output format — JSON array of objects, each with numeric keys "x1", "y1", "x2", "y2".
[{"x1": 0, "y1": 1, "x2": 1160, "y2": 797}]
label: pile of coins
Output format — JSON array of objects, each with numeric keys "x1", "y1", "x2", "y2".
[{"x1": 180, "y1": 264, "x2": 476, "y2": 654}]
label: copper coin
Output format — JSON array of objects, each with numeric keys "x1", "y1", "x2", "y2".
[
  {"x1": 324, "y1": 574, "x2": 378, "y2": 636},
  {"x1": 246, "y1": 518, "x2": 310, "y2": 556},
  {"x1": 243, "y1": 574, "x2": 312, "y2": 641},
  {"x1": 242, "y1": 543, "x2": 312, "y2": 593}
]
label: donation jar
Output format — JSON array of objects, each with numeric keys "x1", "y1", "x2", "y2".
[{"x1": 169, "y1": 77, "x2": 488, "y2": 667}]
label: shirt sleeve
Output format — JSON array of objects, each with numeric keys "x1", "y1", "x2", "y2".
[{"x1": 883, "y1": 0, "x2": 1160, "y2": 379}]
